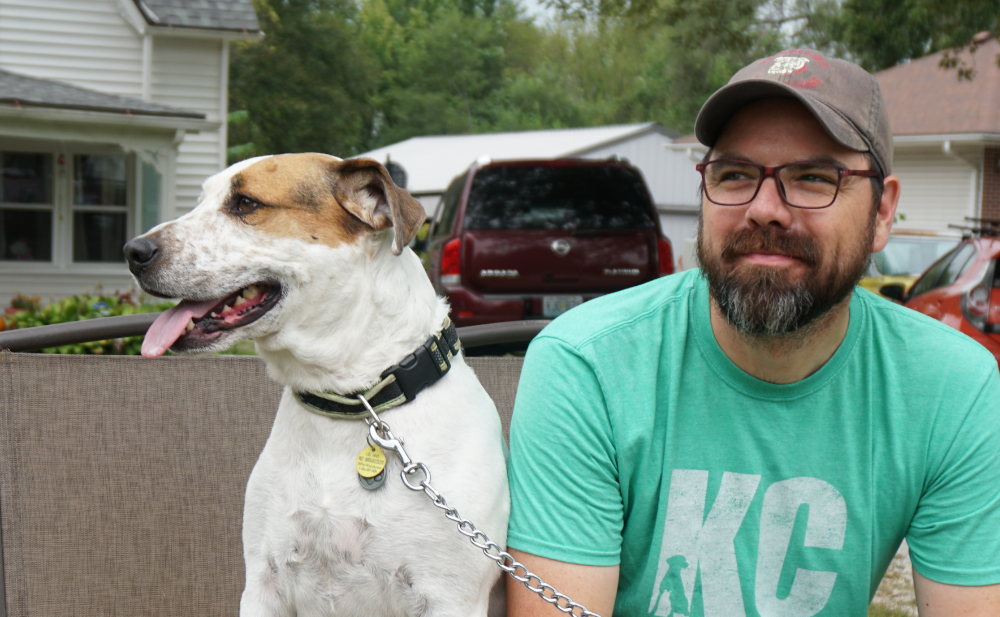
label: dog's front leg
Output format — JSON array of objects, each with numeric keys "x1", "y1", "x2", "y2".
[{"x1": 240, "y1": 557, "x2": 295, "y2": 617}]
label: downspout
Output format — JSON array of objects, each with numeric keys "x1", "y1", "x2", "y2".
[
  {"x1": 141, "y1": 34, "x2": 152, "y2": 101},
  {"x1": 685, "y1": 147, "x2": 707, "y2": 163},
  {"x1": 942, "y1": 140, "x2": 982, "y2": 218}
]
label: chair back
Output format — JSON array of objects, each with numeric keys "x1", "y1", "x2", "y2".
[{"x1": 0, "y1": 351, "x2": 521, "y2": 617}]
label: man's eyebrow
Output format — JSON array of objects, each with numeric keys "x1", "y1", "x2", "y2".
[{"x1": 711, "y1": 152, "x2": 858, "y2": 168}]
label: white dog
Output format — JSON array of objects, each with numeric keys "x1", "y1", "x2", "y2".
[{"x1": 124, "y1": 154, "x2": 510, "y2": 617}]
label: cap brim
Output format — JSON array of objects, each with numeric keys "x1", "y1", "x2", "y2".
[{"x1": 695, "y1": 80, "x2": 870, "y2": 154}]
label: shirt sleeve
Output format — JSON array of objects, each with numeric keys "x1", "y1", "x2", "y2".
[
  {"x1": 506, "y1": 334, "x2": 623, "y2": 566},
  {"x1": 906, "y1": 362, "x2": 1000, "y2": 585}
]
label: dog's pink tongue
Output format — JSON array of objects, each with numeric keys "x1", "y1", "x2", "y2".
[{"x1": 141, "y1": 299, "x2": 219, "y2": 358}]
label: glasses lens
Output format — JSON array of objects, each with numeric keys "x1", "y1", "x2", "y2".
[
  {"x1": 702, "y1": 161, "x2": 762, "y2": 205},
  {"x1": 778, "y1": 163, "x2": 840, "y2": 208}
]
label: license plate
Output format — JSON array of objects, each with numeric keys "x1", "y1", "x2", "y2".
[{"x1": 543, "y1": 295, "x2": 583, "y2": 317}]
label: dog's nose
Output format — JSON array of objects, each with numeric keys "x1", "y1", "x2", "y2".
[{"x1": 123, "y1": 237, "x2": 160, "y2": 275}]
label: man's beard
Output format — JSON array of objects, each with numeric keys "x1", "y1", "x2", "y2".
[{"x1": 697, "y1": 215, "x2": 875, "y2": 338}]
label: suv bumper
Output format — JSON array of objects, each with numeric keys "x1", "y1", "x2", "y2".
[{"x1": 444, "y1": 285, "x2": 607, "y2": 327}]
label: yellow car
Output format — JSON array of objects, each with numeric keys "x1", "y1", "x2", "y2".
[{"x1": 860, "y1": 231, "x2": 961, "y2": 300}]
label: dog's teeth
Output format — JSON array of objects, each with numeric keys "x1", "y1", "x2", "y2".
[
  {"x1": 185, "y1": 319, "x2": 195, "y2": 332},
  {"x1": 222, "y1": 304, "x2": 232, "y2": 313},
  {"x1": 235, "y1": 296, "x2": 247, "y2": 306},
  {"x1": 243, "y1": 285, "x2": 259, "y2": 299},
  {"x1": 211, "y1": 312, "x2": 219, "y2": 318}
]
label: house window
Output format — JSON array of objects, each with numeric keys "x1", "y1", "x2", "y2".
[
  {"x1": 73, "y1": 154, "x2": 128, "y2": 263},
  {"x1": 0, "y1": 152, "x2": 54, "y2": 261},
  {"x1": 0, "y1": 147, "x2": 135, "y2": 266}
]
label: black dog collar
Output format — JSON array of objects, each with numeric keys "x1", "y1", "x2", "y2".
[{"x1": 294, "y1": 319, "x2": 462, "y2": 419}]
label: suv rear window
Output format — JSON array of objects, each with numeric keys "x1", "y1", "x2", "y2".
[{"x1": 464, "y1": 165, "x2": 656, "y2": 231}]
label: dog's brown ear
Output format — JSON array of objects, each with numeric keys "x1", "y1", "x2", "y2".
[{"x1": 333, "y1": 158, "x2": 425, "y2": 255}]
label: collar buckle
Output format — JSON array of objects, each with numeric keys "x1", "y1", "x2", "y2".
[{"x1": 382, "y1": 336, "x2": 451, "y2": 402}]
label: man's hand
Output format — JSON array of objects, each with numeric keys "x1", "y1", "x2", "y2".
[
  {"x1": 506, "y1": 549, "x2": 619, "y2": 617},
  {"x1": 914, "y1": 567, "x2": 1000, "y2": 616}
]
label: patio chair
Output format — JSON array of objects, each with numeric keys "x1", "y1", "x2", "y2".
[{"x1": 0, "y1": 319, "x2": 536, "y2": 617}]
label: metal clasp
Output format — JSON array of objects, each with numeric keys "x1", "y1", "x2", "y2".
[{"x1": 367, "y1": 421, "x2": 412, "y2": 467}]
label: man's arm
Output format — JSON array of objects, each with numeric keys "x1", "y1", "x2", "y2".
[
  {"x1": 913, "y1": 567, "x2": 1000, "y2": 616},
  {"x1": 506, "y1": 549, "x2": 619, "y2": 617}
]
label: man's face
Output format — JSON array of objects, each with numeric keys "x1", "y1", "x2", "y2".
[{"x1": 697, "y1": 98, "x2": 880, "y2": 337}]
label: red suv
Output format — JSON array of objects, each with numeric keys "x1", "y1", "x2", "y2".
[
  {"x1": 888, "y1": 220, "x2": 1000, "y2": 367},
  {"x1": 425, "y1": 158, "x2": 674, "y2": 328}
]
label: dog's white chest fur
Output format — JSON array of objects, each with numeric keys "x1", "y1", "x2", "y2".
[{"x1": 242, "y1": 363, "x2": 509, "y2": 617}]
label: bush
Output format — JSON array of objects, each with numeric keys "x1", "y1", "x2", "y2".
[{"x1": 2, "y1": 290, "x2": 175, "y2": 355}]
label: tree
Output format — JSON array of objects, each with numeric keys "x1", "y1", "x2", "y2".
[
  {"x1": 229, "y1": 0, "x2": 376, "y2": 162},
  {"x1": 795, "y1": 0, "x2": 1000, "y2": 73}
]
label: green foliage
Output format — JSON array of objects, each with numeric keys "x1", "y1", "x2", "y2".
[
  {"x1": 796, "y1": 0, "x2": 1000, "y2": 72},
  {"x1": 229, "y1": 0, "x2": 377, "y2": 163},
  {"x1": 3, "y1": 291, "x2": 175, "y2": 355},
  {"x1": 228, "y1": 0, "x2": 999, "y2": 158}
]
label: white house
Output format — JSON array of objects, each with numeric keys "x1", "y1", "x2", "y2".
[
  {"x1": 0, "y1": 0, "x2": 260, "y2": 301},
  {"x1": 357, "y1": 123, "x2": 711, "y2": 253}
]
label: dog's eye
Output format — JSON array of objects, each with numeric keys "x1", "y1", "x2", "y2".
[{"x1": 233, "y1": 196, "x2": 261, "y2": 215}]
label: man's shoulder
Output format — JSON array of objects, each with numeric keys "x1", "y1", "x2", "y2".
[
  {"x1": 855, "y1": 287, "x2": 998, "y2": 377},
  {"x1": 538, "y1": 269, "x2": 701, "y2": 351}
]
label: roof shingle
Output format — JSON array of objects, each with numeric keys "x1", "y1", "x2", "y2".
[
  {"x1": 0, "y1": 69, "x2": 206, "y2": 119},
  {"x1": 134, "y1": 0, "x2": 260, "y2": 32},
  {"x1": 876, "y1": 35, "x2": 1000, "y2": 136}
]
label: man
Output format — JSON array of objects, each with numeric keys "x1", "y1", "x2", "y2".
[{"x1": 505, "y1": 49, "x2": 1000, "y2": 616}]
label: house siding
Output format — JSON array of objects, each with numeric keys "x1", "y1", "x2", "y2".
[
  {"x1": 891, "y1": 148, "x2": 978, "y2": 232},
  {"x1": 150, "y1": 37, "x2": 224, "y2": 215},
  {"x1": 0, "y1": 0, "x2": 144, "y2": 98}
]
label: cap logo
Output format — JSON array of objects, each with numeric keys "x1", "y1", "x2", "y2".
[{"x1": 768, "y1": 57, "x2": 810, "y2": 75}]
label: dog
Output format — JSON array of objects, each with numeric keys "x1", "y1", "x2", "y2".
[{"x1": 124, "y1": 153, "x2": 510, "y2": 617}]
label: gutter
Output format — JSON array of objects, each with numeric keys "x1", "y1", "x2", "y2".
[
  {"x1": 663, "y1": 140, "x2": 709, "y2": 162},
  {"x1": 144, "y1": 24, "x2": 264, "y2": 41},
  {"x1": 893, "y1": 133, "x2": 1000, "y2": 147},
  {"x1": 0, "y1": 105, "x2": 218, "y2": 132}
]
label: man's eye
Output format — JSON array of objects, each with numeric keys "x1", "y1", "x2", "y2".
[
  {"x1": 796, "y1": 173, "x2": 838, "y2": 184},
  {"x1": 717, "y1": 170, "x2": 758, "y2": 183}
]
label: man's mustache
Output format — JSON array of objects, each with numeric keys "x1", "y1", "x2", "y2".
[{"x1": 720, "y1": 228, "x2": 820, "y2": 267}]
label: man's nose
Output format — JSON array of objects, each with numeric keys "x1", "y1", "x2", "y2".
[
  {"x1": 744, "y1": 175, "x2": 793, "y2": 228},
  {"x1": 123, "y1": 236, "x2": 161, "y2": 276}
]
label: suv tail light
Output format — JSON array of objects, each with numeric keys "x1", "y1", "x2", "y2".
[
  {"x1": 658, "y1": 237, "x2": 674, "y2": 276},
  {"x1": 961, "y1": 260, "x2": 996, "y2": 331},
  {"x1": 440, "y1": 238, "x2": 461, "y2": 285}
]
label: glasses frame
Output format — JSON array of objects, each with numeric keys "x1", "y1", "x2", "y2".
[{"x1": 695, "y1": 159, "x2": 880, "y2": 209}]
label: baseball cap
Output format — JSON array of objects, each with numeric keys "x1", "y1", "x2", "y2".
[{"x1": 695, "y1": 49, "x2": 893, "y2": 176}]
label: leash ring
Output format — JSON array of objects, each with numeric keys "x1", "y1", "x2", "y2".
[{"x1": 401, "y1": 462, "x2": 431, "y2": 491}]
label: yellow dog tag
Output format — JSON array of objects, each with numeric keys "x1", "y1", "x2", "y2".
[{"x1": 356, "y1": 445, "x2": 386, "y2": 478}]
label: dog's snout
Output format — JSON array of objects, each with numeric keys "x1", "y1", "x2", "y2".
[{"x1": 124, "y1": 236, "x2": 160, "y2": 275}]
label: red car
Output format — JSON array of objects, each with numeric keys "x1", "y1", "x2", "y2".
[
  {"x1": 425, "y1": 158, "x2": 674, "y2": 328},
  {"x1": 891, "y1": 225, "x2": 1000, "y2": 366}
]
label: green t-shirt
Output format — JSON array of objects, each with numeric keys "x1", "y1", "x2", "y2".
[{"x1": 507, "y1": 269, "x2": 1000, "y2": 616}]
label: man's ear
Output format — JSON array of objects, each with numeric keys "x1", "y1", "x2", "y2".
[{"x1": 332, "y1": 158, "x2": 425, "y2": 255}]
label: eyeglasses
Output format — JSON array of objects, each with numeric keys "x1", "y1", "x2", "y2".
[{"x1": 695, "y1": 159, "x2": 879, "y2": 209}]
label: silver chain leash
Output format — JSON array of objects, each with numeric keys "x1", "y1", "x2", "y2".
[{"x1": 358, "y1": 395, "x2": 603, "y2": 617}]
